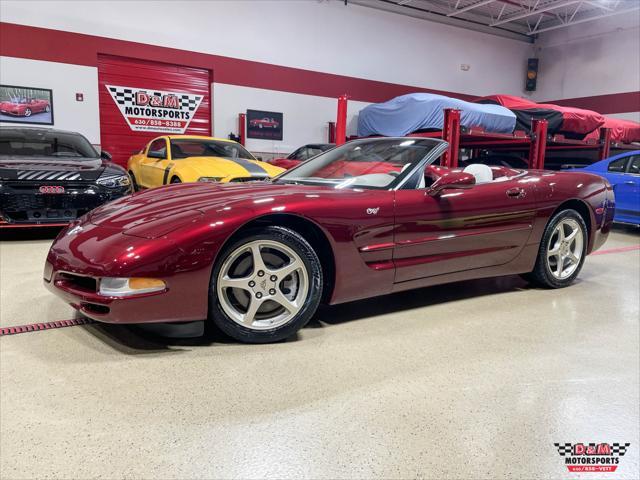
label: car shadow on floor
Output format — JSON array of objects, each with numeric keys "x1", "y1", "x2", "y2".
[{"x1": 80, "y1": 274, "x2": 533, "y2": 354}]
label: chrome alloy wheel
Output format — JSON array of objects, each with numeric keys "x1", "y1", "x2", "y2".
[
  {"x1": 546, "y1": 218, "x2": 584, "y2": 280},
  {"x1": 216, "y1": 240, "x2": 309, "y2": 330}
]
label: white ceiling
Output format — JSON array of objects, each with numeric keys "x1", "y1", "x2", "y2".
[{"x1": 348, "y1": 0, "x2": 640, "y2": 42}]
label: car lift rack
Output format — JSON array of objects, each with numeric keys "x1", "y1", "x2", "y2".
[{"x1": 333, "y1": 95, "x2": 637, "y2": 170}]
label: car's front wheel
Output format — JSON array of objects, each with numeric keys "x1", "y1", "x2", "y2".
[
  {"x1": 24, "y1": 108, "x2": 31, "y2": 117},
  {"x1": 209, "y1": 226, "x2": 323, "y2": 343},
  {"x1": 128, "y1": 171, "x2": 139, "y2": 191},
  {"x1": 523, "y1": 209, "x2": 587, "y2": 288}
]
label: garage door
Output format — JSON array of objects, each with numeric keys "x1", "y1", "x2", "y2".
[{"x1": 98, "y1": 55, "x2": 211, "y2": 168}]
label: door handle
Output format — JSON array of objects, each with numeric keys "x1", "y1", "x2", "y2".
[{"x1": 506, "y1": 187, "x2": 525, "y2": 198}]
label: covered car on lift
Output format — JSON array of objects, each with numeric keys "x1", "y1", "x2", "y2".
[{"x1": 357, "y1": 93, "x2": 516, "y2": 137}]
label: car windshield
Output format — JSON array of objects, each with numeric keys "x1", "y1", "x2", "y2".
[
  {"x1": 275, "y1": 138, "x2": 442, "y2": 189},
  {"x1": 0, "y1": 130, "x2": 98, "y2": 158},
  {"x1": 170, "y1": 139, "x2": 255, "y2": 160}
]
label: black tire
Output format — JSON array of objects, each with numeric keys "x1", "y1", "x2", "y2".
[
  {"x1": 128, "y1": 171, "x2": 139, "y2": 191},
  {"x1": 209, "y1": 226, "x2": 323, "y2": 343},
  {"x1": 170, "y1": 177, "x2": 181, "y2": 184},
  {"x1": 522, "y1": 209, "x2": 588, "y2": 288},
  {"x1": 24, "y1": 108, "x2": 31, "y2": 117}
]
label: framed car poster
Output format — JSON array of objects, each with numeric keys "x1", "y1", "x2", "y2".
[
  {"x1": 0, "y1": 85, "x2": 54, "y2": 125},
  {"x1": 247, "y1": 109, "x2": 283, "y2": 140}
]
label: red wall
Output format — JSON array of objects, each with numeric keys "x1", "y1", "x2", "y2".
[{"x1": 98, "y1": 55, "x2": 211, "y2": 167}]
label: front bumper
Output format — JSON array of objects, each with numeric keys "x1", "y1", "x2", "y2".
[
  {"x1": 43, "y1": 223, "x2": 211, "y2": 324},
  {"x1": 0, "y1": 181, "x2": 132, "y2": 226}
]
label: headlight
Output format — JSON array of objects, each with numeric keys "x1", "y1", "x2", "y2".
[
  {"x1": 198, "y1": 177, "x2": 223, "y2": 183},
  {"x1": 96, "y1": 174, "x2": 131, "y2": 188},
  {"x1": 99, "y1": 277, "x2": 166, "y2": 297}
]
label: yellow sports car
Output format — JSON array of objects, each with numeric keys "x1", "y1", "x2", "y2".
[{"x1": 127, "y1": 135, "x2": 284, "y2": 189}]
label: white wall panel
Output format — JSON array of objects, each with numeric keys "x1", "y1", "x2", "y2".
[
  {"x1": 213, "y1": 83, "x2": 370, "y2": 155},
  {"x1": 533, "y1": 14, "x2": 640, "y2": 101},
  {"x1": 0, "y1": 56, "x2": 100, "y2": 143},
  {"x1": 1, "y1": 0, "x2": 532, "y2": 97}
]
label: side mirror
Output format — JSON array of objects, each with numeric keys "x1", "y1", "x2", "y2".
[
  {"x1": 100, "y1": 150, "x2": 112, "y2": 161},
  {"x1": 428, "y1": 171, "x2": 475, "y2": 196}
]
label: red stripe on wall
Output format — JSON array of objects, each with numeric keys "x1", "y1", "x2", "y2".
[
  {"x1": 0, "y1": 22, "x2": 476, "y2": 104},
  {"x1": 547, "y1": 91, "x2": 640, "y2": 115}
]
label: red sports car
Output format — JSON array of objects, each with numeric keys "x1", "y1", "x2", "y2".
[
  {"x1": 249, "y1": 117, "x2": 279, "y2": 129},
  {"x1": 45, "y1": 138, "x2": 614, "y2": 343},
  {"x1": 0, "y1": 97, "x2": 51, "y2": 117}
]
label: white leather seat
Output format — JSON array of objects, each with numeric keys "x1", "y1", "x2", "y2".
[{"x1": 463, "y1": 164, "x2": 493, "y2": 184}]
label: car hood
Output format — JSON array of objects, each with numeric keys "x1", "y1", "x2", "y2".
[
  {"x1": 0, "y1": 156, "x2": 108, "y2": 181},
  {"x1": 179, "y1": 156, "x2": 284, "y2": 179},
  {"x1": 88, "y1": 181, "x2": 352, "y2": 234}
]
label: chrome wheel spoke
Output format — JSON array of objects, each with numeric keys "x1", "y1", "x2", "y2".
[
  {"x1": 567, "y1": 251, "x2": 579, "y2": 265},
  {"x1": 547, "y1": 246, "x2": 560, "y2": 259},
  {"x1": 219, "y1": 275, "x2": 251, "y2": 291},
  {"x1": 270, "y1": 290, "x2": 301, "y2": 315},
  {"x1": 556, "y1": 255, "x2": 565, "y2": 277},
  {"x1": 565, "y1": 228, "x2": 578, "y2": 244},
  {"x1": 271, "y1": 259, "x2": 303, "y2": 279},
  {"x1": 250, "y1": 244, "x2": 268, "y2": 274},
  {"x1": 242, "y1": 297, "x2": 263, "y2": 325}
]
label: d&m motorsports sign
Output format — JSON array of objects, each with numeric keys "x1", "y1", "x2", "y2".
[{"x1": 106, "y1": 85, "x2": 203, "y2": 134}]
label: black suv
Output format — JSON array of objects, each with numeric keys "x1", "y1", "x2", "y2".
[{"x1": 0, "y1": 127, "x2": 132, "y2": 226}]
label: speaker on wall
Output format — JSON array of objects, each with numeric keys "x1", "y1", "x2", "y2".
[{"x1": 526, "y1": 58, "x2": 539, "y2": 92}]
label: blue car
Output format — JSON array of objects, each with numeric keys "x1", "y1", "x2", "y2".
[{"x1": 577, "y1": 150, "x2": 640, "y2": 225}]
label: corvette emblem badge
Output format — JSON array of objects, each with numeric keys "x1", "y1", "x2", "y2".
[{"x1": 366, "y1": 208, "x2": 380, "y2": 215}]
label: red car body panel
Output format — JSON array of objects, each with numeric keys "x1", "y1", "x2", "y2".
[
  {"x1": 45, "y1": 169, "x2": 614, "y2": 325},
  {"x1": 269, "y1": 158, "x2": 302, "y2": 170},
  {"x1": 0, "y1": 99, "x2": 50, "y2": 116}
]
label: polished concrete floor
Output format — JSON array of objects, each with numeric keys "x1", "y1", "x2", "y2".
[{"x1": 1, "y1": 227, "x2": 639, "y2": 479}]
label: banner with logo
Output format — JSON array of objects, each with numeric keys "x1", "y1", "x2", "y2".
[{"x1": 106, "y1": 85, "x2": 203, "y2": 134}]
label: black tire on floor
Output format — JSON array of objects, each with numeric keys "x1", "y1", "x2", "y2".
[
  {"x1": 521, "y1": 208, "x2": 588, "y2": 288},
  {"x1": 128, "y1": 171, "x2": 139, "y2": 191},
  {"x1": 209, "y1": 226, "x2": 323, "y2": 343}
]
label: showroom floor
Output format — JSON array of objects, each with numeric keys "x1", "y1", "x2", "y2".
[{"x1": 1, "y1": 228, "x2": 638, "y2": 479}]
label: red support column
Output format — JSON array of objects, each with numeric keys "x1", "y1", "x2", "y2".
[
  {"x1": 599, "y1": 127, "x2": 612, "y2": 160},
  {"x1": 238, "y1": 113, "x2": 246, "y2": 146},
  {"x1": 335, "y1": 94, "x2": 349, "y2": 146},
  {"x1": 528, "y1": 118, "x2": 548, "y2": 170},
  {"x1": 328, "y1": 121, "x2": 336, "y2": 144},
  {"x1": 442, "y1": 109, "x2": 461, "y2": 168}
]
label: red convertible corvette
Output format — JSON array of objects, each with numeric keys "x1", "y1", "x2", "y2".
[
  {"x1": 45, "y1": 138, "x2": 614, "y2": 343},
  {"x1": 0, "y1": 97, "x2": 50, "y2": 117}
]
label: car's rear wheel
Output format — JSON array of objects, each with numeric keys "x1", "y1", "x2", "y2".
[
  {"x1": 24, "y1": 108, "x2": 31, "y2": 117},
  {"x1": 522, "y1": 209, "x2": 587, "y2": 288},
  {"x1": 45, "y1": 105, "x2": 50, "y2": 113},
  {"x1": 209, "y1": 226, "x2": 322, "y2": 343}
]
